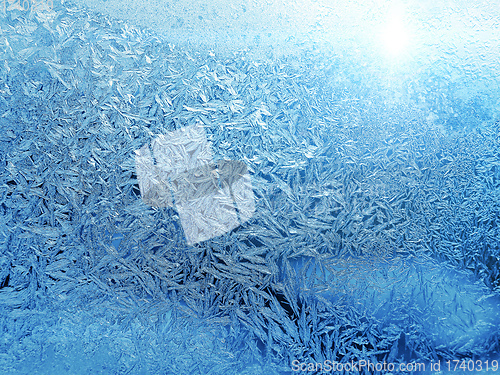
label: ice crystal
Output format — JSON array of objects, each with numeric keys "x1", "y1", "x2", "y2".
[{"x1": 0, "y1": 1, "x2": 499, "y2": 374}]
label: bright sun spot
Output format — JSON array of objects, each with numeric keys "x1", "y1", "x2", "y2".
[{"x1": 380, "y1": 6, "x2": 411, "y2": 57}]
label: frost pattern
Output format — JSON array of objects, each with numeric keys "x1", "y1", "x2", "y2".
[
  {"x1": 135, "y1": 124, "x2": 255, "y2": 245},
  {"x1": 0, "y1": 2, "x2": 499, "y2": 374}
]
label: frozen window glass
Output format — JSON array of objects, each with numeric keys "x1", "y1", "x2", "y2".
[{"x1": 135, "y1": 124, "x2": 255, "y2": 244}]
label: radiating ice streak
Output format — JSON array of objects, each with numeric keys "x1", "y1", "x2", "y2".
[{"x1": 288, "y1": 253, "x2": 500, "y2": 354}]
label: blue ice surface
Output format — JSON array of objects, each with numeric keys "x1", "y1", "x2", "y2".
[{"x1": 0, "y1": 1, "x2": 500, "y2": 374}]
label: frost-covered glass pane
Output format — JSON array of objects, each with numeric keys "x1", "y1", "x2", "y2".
[
  {"x1": 135, "y1": 125, "x2": 254, "y2": 244},
  {"x1": 135, "y1": 143, "x2": 173, "y2": 208},
  {"x1": 171, "y1": 163, "x2": 240, "y2": 245},
  {"x1": 218, "y1": 160, "x2": 256, "y2": 224},
  {"x1": 2, "y1": 0, "x2": 500, "y2": 373},
  {"x1": 151, "y1": 124, "x2": 213, "y2": 177}
]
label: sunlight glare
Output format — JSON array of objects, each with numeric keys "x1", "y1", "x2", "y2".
[{"x1": 381, "y1": 5, "x2": 411, "y2": 57}]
